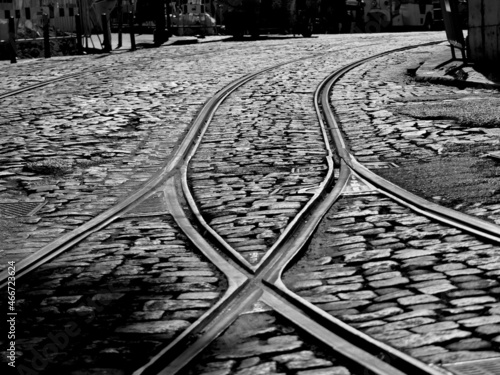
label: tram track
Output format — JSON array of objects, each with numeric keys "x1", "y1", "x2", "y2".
[
  {"x1": 0, "y1": 49, "x2": 228, "y2": 100},
  {"x1": 0, "y1": 51, "x2": 331, "y2": 287},
  {"x1": 0, "y1": 39, "x2": 334, "y2": 100},
  {"x1": 0, "y1": 41, "x2": 387, "y2": 286},
  {"x1": 131, "y1": 42, "x2": 462, "y2": 375},
  {"x1": 6, "y1": 37, "x2": 496, "y2": 375}
]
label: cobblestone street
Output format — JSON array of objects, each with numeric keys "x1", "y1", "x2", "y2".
[{"x1": 2, "y1": 32, "x2": 500, "y2": 375}]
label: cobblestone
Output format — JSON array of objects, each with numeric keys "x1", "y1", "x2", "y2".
[
  {"x1": 6, "y1": 36, "x2": 421, "y2": 269},
  {"x1": 182, "y1": 304, "x2": 360, "y2": 375},
  {"x1": 330, "y1": 46, "x2": 500, "y2": 224},
  {"x1": 186, "y1": 35, "x2": 442, "y2": 266},
  {"x1": 284, "y1": 188, "x2": 500, "y2": 365},
  {"x1": 1, "y1": 214, "x2": 225, "y2": 373}
]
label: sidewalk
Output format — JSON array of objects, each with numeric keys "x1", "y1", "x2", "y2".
[
  {"x1": 86, "y1": 32, "x2": 231, "y2": 52},
  {"x1": 414, "y1": 41, "x2": 500, "y2": 90}
]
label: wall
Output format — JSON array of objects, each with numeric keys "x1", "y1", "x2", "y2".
[
  {"x1": 468, "y1": 0, "x2": 500, "y2": 69},
  {"x1": 0, "y1": 0, "x2": 78, "y2": 40}
]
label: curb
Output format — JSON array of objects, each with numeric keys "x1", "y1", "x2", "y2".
[
  {"x1": 415, "y1": 71, "x2": 500, "y2": 90},
  {"x1": 414, "y1": 44, "x2": 500, "y2": 90}
]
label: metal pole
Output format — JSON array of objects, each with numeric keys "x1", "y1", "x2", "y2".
[
  {"x1": 154, "y1": 0, "x2": 167, "y2": 46},
  {"x1": 101, "y1": 13, "x2": 111, "y2": 52},
  {"x1": 76, "y1": 14, "x2": 83, "y2": 54},
  {"x1": 8, "y1": 16, "x2": 17, "y2": 64},
  {"x1": 43, "y1": 14, "x2": 51, "y2": 58},
  {"x1": 166, "y1": 1, "x2": 172, "y2": 37},
  {"x1": 129, "y1": 11, "x2": 136, "y2": 51},
  {"x1": 117, "y1": 0, "x2": 123, "y2": 48}
]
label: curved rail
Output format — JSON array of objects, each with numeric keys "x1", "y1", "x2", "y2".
[
  {"x1": 320, "y1": 46, "x2": 500, "y2": 244},
  {"x1": 268, "y1": 42, "x2": 500, "y2": 375},
  {"x1": 134, "y1": 42, "x2": 450, "y2": 375},
  {"x1": 0, "y1": 42, "x2": 387, "y2": 287},
  {"x1": 0, "y1": 52, "x2": 322, "y2": 287},
  {"x1": 5, "y1": 40, "x2": 483, "y2": 375}
]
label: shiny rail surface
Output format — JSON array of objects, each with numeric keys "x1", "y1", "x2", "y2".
[
  {"x1": 134, "y1": 42, "x2": 456, "y2": 375},
  {"x1": 8, "y1": 40, "x2": 494, "y2": 375}
]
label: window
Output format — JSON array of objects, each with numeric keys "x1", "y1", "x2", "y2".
[
  {"x1": 69, "y1": 7, "x2": 74, "y2": 17},
  {"x1": 59, "y1": 7, "x2": 65, "y2": 17},
  {"x1": 4, "y1": 10, "x2": 11, "y2": 18},
  {"x1": 15, "y1": 9, "x2": 20, "y2": 18},
  {"x1": 49, "y1": 6, "x2": 54, "y2": 18},
  {"x1": 25, "y1": 7, "x2": 31, "y2": 20}
]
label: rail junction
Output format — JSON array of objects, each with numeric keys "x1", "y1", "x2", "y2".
[{"x1": 1, "y1": 33, "x2": 500, "y2": 375}]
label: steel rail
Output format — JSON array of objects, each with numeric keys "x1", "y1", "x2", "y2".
[
  {"x1": 1, "y1": 40, "x2": 463, "y2": 375},
  {"x1": 178, "y1": 44, "x2": 387, "y2": 272},
  {"x1": 1, "y1": 42, "x2": 385, "y2": 288},
  {"x1": 263, "y1": 41, "x2": 500, "y2": 375},
  {"x1": 0, "y1": 54, "x2": 328, "y2": 287},
  {"x1": 136, "y1": 43, "x2": 448, "y2": 375},
  {"x1": 0, "y1": 46, "x2": 259, "y2": 100},
  {"x1": 320, "y1": 46, "x2": 500, "y2": 244},
  {"x1": 262, "y1": 47, "x2": 449, "y2": 375},
  {"x1": 0, "y1": 67, "x2": 110, "y2": 100},
  {"x1": 132, "y1": 176, "x2": 250, "y2": 375},
  {"x1": 141, "y1": 170, "x2": 409, "y2": 375},
  {"x1": 0, "y1": 43, "x2": 379, "y2": 285}
]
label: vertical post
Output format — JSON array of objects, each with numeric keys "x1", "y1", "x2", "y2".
[
  {"x1": 166, "y1": 3, "x2": 172, "y2": 37},
  {"x1": 117, "y1": 0, "x2": 123, "y2": 48},
  {"x1": 8, "y1": 16, "x2": 17, "y2": 64},
  {"x1": 129, "y1": 11, "x2": 136, "y2": 51},
  {"x1": 75, "y1": 14, "x2": 83, "y2": 54},
  {"x1": 154, "y1": 0, "x2": 167, "y2": 46},
  {"x1": 43, "y1": 14, "x2": 51, "y2": 58},
  {"x1": 101, "y1": 13, "x2": 111, "y2": 52}
]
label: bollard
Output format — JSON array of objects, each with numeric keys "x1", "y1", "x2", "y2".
[
  {"x1": 101, "y1": 13, "x2": 111, "y2": 52},
  {"x1": 117, "y1": 0, "x2": 123, "y2": 48},
  {"x1": 8, "y1": 16, "x2": 17, "y2": 64},
  {"x1": 75, "y1": 14, "x2": 83, "y2": 54},
  {"x1": 129, "y1": 12, "x2": 136, "y2": 51},
  {"x1": 43, "y1": 14, "x2": 51, "y2": 58},
  {"x1": 154, "y1": 0, "x2": 166, "y2": 46}
]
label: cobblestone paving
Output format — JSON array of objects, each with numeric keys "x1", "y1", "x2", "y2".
[
  {"x1": 2, "y1": 36, "x2": 405, "y2": 270},
  {"x1": 284, "y1": 184, "x2": 500, "y2": 365},
  {"x1": 0, "y1": 214, "x2": 225, "y2": 373},
  {"x1": 187, "y1": 35, "x2": 443, "y2": 266},
  {"x1": 188, "y1": 60, "x2": 330, "y2": 265},
  {"x1": 183, "y1": 302, "x2": 359, "y2": 375},
  {"x1": 330, "y1": 45, "x2": 500, "y2": 224},
  {"x1": 0, "y1": 41, "x2": 238, "y2": 94}
]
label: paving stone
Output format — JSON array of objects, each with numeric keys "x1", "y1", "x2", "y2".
[
  {"x1": 369, "y1": 277, "x2": 410, "y2": 288},
  {"x1": 234, "y1": 362, "x2": 276, "y2": 375},
  {"x1": 411, "y1": 322, "x2": 459, "y2": 333},
  {"x1": 115, "y1": 320, "x2": 190, "y2": 336},
  {"x1": 341, "y1": 307, "x2": 403, "y2": 322},
  {"x1": 407, "y1": 345, "x2": 448, "y2": 358},
  {"x1": 386, "y1": 310, "x2": 438, "y2": 322},
  {"x1": 214, "y1": 335, "x2": 303, "y2": 359},
  {"x1": 446, "y1": 338, "x2": 492, "y2": 351},
  {"x1": 420, "y1": 350, "x2": 500, "y2": 364},
  {"x1": 458, "y1": 316, "x2": 500, "y2": 327},
  {"x1": 365, "y1": 317, "x2": 436, "y2": 334},
  {"x1": 397, "y1": 295, "x2": 440, "y2": 306},
  {"x1": 450, "y1": 296, "x2": 497, "y2": 307},
  {"x1": 344, "y1": 249, "x2": 391, "y2": 263},
  {"x1": 319, "y1": 300, "x2": 371, "y2": 312},
  {"x1": 476, "y1": 324, "x2": 500, "y2": 336},
  {"x1": 387, "y1": 330, "x2": 472, "y2": 349},
  {"x1": 296, "y1": 367, "x2": 350, "y2": 375}
]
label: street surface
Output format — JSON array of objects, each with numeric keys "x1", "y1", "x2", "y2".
[{"x1": 1, "y1": 32, "x2": 500, "y2": 375}]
